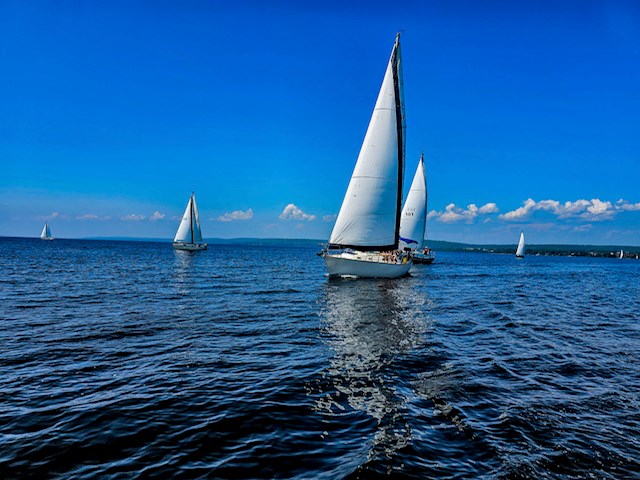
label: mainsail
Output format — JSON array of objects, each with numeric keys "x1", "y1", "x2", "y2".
[
  {"x1": 399, "y1": 154, "x2": 427, "y2": 250},
  {"x1": 329, "y1": 34, "x2": 405, "y2": 251},
  {"x1": 174, "y1": 193, "x2": 203, "y2": 244},
  {"x1": 516, "y1": 231, "x2": 525, "y2": 257}
]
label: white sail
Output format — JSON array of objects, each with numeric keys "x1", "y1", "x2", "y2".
[
  {"x1": 328, "y1": 35, "x2": 405, "y2": 250},
  {"x1": 399, "y1": 154, "x2": 427, "y2": 250},
  {"x1": 516, "y1": 231, "x2": 525, "y2": 257},
  {"x1": 174, "y1": 194, "x2": 200, "y2": 244},
  {"x1": 40, "y1": 222, "x2": 51, "y2": 239},
  {"x1": 619, "y1": 249, "x2": 623, "y2": 259}
]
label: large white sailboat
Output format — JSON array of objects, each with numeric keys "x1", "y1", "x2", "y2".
[
  {"x1": 322, "y1": 34, "x2": 412, "y2": 278},
  {"x1": 399, "y1": 153, "x2": 435, "y2": 265},
  {"x1": 515, "y1": 231, "x2": 525, "y2": 258},
  {"x1": 40, "y1": 222, "x2": 54, "y2": 241},
  {"x1": 173, "y1": 193, "x2": 207, "y2": 251}
]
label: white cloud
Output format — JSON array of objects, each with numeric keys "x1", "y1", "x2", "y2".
[
  {"x1": 430, "y1": 202, "x2": 499, "y2": 224},
  {"x1": 76, "y1": 214, "x2": 99, "y2": 221},
  {"x1": 500, "y1": 198, "x2": 620, "y2": 222},
  {"x1": 323, "y1": 214, "x2": 337, "y2": 222},
  {"x1": 279, "y1": 203, "x2": 316, "y2": 221},
  {"x1": 478, "y1": 202, "x2": 499, "y2": 214},
  {"x1": 616, "y1": 199, "x2": 640, "y2": 211},
  {"x1": 149, "y1": 211, "x2": 165, "y2": 222},
  {"x1": 217, "y1": 209, "x2": 253, "y2": 222},
  {"x1": 122, "y1": 214, "x2": 145, "y2": 221},
  {"x1": 498, "y1": 198, "x2": 537, "y2": 221}
]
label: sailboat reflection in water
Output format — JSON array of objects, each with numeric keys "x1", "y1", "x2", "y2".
[{"x1": 315, "y1": 279, "x2": 430, "y2": 463}]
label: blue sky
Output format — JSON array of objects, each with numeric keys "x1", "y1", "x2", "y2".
[{"x1": 1, "y1": 1, "x2": 639, "y2": 244}]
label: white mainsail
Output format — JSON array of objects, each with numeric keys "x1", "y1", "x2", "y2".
[
  {"x1": 619, "y1": 249, "x2": 624, "y2": 259},
  {"x1": 174, "y1": 193, "x2": 203, "y2": 244},
  {"x1": 40, "y1": 222, "x2": 52, "y2": 239},
  {"x1": 328, "y1": 34, "x2": 405, "y2": 251},
  {"x1": 516, "y1": 231, "x2": 525, "y2": 257},
  {"x1": 399, "y1": 154, "x2": 427, "y2": 250}
]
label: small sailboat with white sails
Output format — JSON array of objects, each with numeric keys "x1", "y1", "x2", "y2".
[
  {"x1": 515, "y1": 231, "x2": 525, "y2": 258},
  {"x1": 40, "y1": 222, "x2": 54, "y2": 241},
  {"x1": 619, "y1": 249, "x2": 624, "y2": 259},
  {"x1": 321, "y1": 34, "x2": 412, "y2": 278},
  {"x1": 173, "y1": 192, "x2": 207, "y2": 251},
  {"x1": 399, "y1": 153, "x2": 435, "y2": 264}
]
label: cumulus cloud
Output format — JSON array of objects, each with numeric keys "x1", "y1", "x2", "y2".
[
  {"x1": 616, "y1": 199, "x2": 640, "y2": 211},
  {"x1": 478, "y1": 202, "x2": 499, "y2": 214},
  {"x1": 279, "y1": 203, "x2": 316, "y2": 221},
  {"x1": 429, "y1": 202, "x2": 498, "y2": 223},
  {"x1": 499, "y1": 198, "x2": 620, "y2": 222},
  {"x1": 122, "y1": 214, "x2": 145, "y2": 221},
  {"x1": 149, "y1": 211, "x2": 165, "y2": 222},
  {"x1": 217, "y1": 209, "x2": 254, "y2": 222},
  {"x1": 76, "y1": 214, "x2": 99, "y2": 221}
]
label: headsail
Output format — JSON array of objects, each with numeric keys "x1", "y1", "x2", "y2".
[
  {"x1": 329, "y1": 34, "x2": 405, "y2": 251},
  {"x1": 516, "y1": 231, "x2": 525, "y2": 257},
  {"x1": 399, "y1": 153, "x2": 427, "y2": 250}
]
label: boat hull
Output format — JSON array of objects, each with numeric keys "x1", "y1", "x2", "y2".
[
  {"x1": 413, "y1": 252, "x2": 435, "y2": 264},
  {"x1": 40, "y1": 238, "x2": 54, "y2": 241},
  {"x1": 324, "y1": 252, "x2": 412, "y2": 278},
  {"x1": 173, "y1": 242, "x2": 208, "y2": 251}
]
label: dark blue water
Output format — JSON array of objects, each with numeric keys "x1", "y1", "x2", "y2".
[{"x1": 1, "y1": 237, "x2": 639, "y2": 479}]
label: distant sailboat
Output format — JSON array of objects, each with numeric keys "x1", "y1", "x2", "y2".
[
  {"x1": 40, "y1": 222, "x2": 54, "y2": 241},
  {"x1": 173, "y1": 193, "x2": 207, "y2": 251},
  {"x1": 399, "y1": 153, "x2": 435, "y2": 264},
  {"x1": 322, "y1": 34, "x2": 412, "y2": 278},
  {"x1": 619, "y1": 249, "x2": 624, "y2": 259},
  {"x1": 515, "y1": 231, "x2": 525, "y2": 258}
]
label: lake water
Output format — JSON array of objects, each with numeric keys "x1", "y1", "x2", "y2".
[{"x1": 1, "y1": 237, "x2": 639, "y2": 478}]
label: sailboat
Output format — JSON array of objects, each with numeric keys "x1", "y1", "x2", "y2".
[
  {"x1": 515, "y1": 231, "x2": 525, "y2": 258},
  {"x1": 399, "y1": 153, "x2": 435, "y2": 265},
  {"x1": 322, "y1": 34, "x2": 412, "y2": 278},
  {"x1": 40, "y1": 222, "x2": 54, "y2": 241},
  {"x1": 173, "y1": 192, "x2": 207, "y2": 251},
  {"x1": 619, "y1": 249, "x2": 624, "y2": 259}
]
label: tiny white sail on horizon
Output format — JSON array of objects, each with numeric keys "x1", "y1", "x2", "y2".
[
  {"x1": 40, "y1": 222, "x2": 53, "y2": 240},
  {"x1": 619, "y1": 249, "x2": 624, "y2": 259},
  {"x1": 516, "y1": 231, "x2": 525, "y2": 258},
  {"x1": 173, "y1": 193, "x2": 207, "y2": 251},
  {"x1": 399, "y1": 153, "x2": 427, "y2": 250}
]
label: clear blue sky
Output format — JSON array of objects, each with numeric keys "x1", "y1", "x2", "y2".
[{"x1": 1, "y1": 1, "x2": 639, "y2": 244}]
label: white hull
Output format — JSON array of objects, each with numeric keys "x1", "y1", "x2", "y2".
[
  {"x1": 173, "y1": 242, "x2": 207, "y2": 251},
  {"x1": 40, "y1": 237, "x2": 54, "y2": 241},
  {"x1": 324, "y1": 251, "x2": 412, "y2": 278}
]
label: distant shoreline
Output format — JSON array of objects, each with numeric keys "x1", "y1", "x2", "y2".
[{"x1": 2, "y1": 236, "x2": 639, "y2": 257}]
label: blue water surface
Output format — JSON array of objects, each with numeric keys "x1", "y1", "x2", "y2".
[{"x1": 1, "y1": 237, "x2": 639, "y2": 478}]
